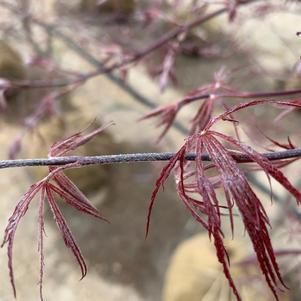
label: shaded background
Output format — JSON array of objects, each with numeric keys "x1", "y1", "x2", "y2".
[{"x1": 0, "y1": 1, "x2": 301, "y2": 300}]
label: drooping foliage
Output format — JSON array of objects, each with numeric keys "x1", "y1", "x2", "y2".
[
  {"x1": 1, "y1": 125, "x2": 110, "y2": 300},
  {"x1": 146, "y1": 100, "x2": 301, "y2": 301}
]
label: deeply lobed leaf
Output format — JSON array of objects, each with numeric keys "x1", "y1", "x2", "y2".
[
  {"x1": 147, "y1": 124, "x2": 301, "y2": 300},
  {"x1": 46, "y1": 186, "x2": 87, "y2": 279},
  {"x1": 1, "y1": 182, "x2": 43, "y2": 297},
  {"x1": 2, "y1": 125, "x2": 110, "y2": 300}
]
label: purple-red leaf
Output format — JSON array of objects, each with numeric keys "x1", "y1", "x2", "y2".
[
  {"x1": 190, "y1": 98, "x2": 213, "y2": 134},
  {"x1": 46, "y1": 186, "x2": 87, "y2": 279},
  {"x1": 2, "y1": 125, "x2": 111, "y2": 300},
  {"x1": 139, "y1": 103, "x2": 182, "y2": 141},
  {"x1": 147, "y1": 119, "x2": 301, "y2": 300},
  {"x1": 142, "y1": 67, "x2": 234, "y2": 139},
  {"x1": 159, "y1": 44, "x2": 177, "y2": 92},
  {"x1": 212, "y1": 131, "x2": 301, "y2": 204},
  {"x1": 145, "y1": 145, "x2": 186, "y2": 237},
  {"x1": 1, "y1": 182, "x2": 43, "y2": 297},
  {"x1": 206, "y1": 99, "x2": 301, "y2": 130},
  {"x1": 49, "y1": 122, "x2": 113, "y2": 157},
  {"x1": 38, "y1": 186, "x2": 46, "y2": 301},
  {"x1": 49, "y1": 177, "x2": 106, "y2": 220}
]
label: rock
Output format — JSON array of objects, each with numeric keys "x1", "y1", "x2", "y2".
[
  {"x1": 0, "y1": 40, "x2": 27, "y2": 107},
  {"x1": 0, "y1": 40, "x2": 26, "y2": 81},
  {"x1": 0, "y1": 40, "x2": 74, "y2": 123},
  {"x1": 162, "y1": 233, "x2": 289, "y2": 301}
]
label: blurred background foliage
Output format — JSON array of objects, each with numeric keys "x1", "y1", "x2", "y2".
[{"x1": 0, "y1": 0, "x2": 301, "y2": 300}]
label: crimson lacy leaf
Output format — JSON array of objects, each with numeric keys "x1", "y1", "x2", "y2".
[
  {"x1": 50, "y1": 172, "x2": 106, "y2": 220},
  {"x1": 190, "y1": 98, "x2": 214, "y2": 134},
  {"x1": 2, "y1": 125, "x2": 110, "y2": 300},
  {"x1": 1, "y1": 182, "x2": 43, "y2": 298},
  {"x1": 38, "y1": 186, "x2": 46, "y2": 301},
  {"x1": 147, "y1": 129, "x2": 301, "y2": 301},
  {"x1": 49, "y1": 124, "x2": 111, "y2": 157},
  {"x1": 46, "y1": 185, "x2": 87, "y2": 279},
  {"x1": 158, "y1": 43, "x2": 178, "y2": 92},
  {"x1": 141, "y1": 67, "x2": 234, "y2": 140},
  {"x1": 139, "y1": 103, "x2": 182, "y2": 142}
]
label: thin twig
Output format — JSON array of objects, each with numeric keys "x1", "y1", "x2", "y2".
[
  {"x1": 167, "y1": 88, "x2": 301, "y2": 109},
  {"x1": 186, "y1": 89, "x2": 301, "y2": 103},
  {"x1": 29, "y1": 21, "x2": 189, "y2": 134},
  {"x1": 0, "y1": 148, "x2": 300, "y2": 169},
  {"x1": 0, "y1": 1, "x2": 258, "y2": 90},
  {"x1": 0, "y1": 1, "x2": 189, "y2": 135}
]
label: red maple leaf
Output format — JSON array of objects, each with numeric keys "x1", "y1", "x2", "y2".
[
  {"x1": 1, "y1": 124, "x2": 111, "y2": 300},
  {"x1": 146, "y1": 99, "x2": 301, "y2": 301}
]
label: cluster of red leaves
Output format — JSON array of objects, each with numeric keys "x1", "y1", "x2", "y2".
[
  {"x1": 1, "y1": 125, "x2": 110, "y2": 300},
  {"x1": 158, "y1": 43, "x2": 178, "y2": 92},
  {"x1": 141, "y1": 67, "x2": 236, "y2": 140},
  {"x1": 146, "y1": 43, "x2": 178, "y2": 93},
  {"x1": 146, "y1": 99, "x2": 301, "y2": 301}
]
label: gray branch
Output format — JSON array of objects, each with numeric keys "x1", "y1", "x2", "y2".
[{"x1": 0, "y1": 148, "x2": 300, "y2": 169}]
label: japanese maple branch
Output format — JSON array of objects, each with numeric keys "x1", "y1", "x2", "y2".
[
  {"x1": 32, "y1": 19, "x2": 157, "y2": 107},
  {"x1": 0, "y1": 0, "x2": 258, "y2": 90},
  {"x1": 0, "y1": 148, "x2": 300, "y2": 169},
  {"x1": 0, "y1": 1, "x2": 189, "y2": 136},
  {"x1": 177, "y1": 88, "x2": 301, "y2": 106}
]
